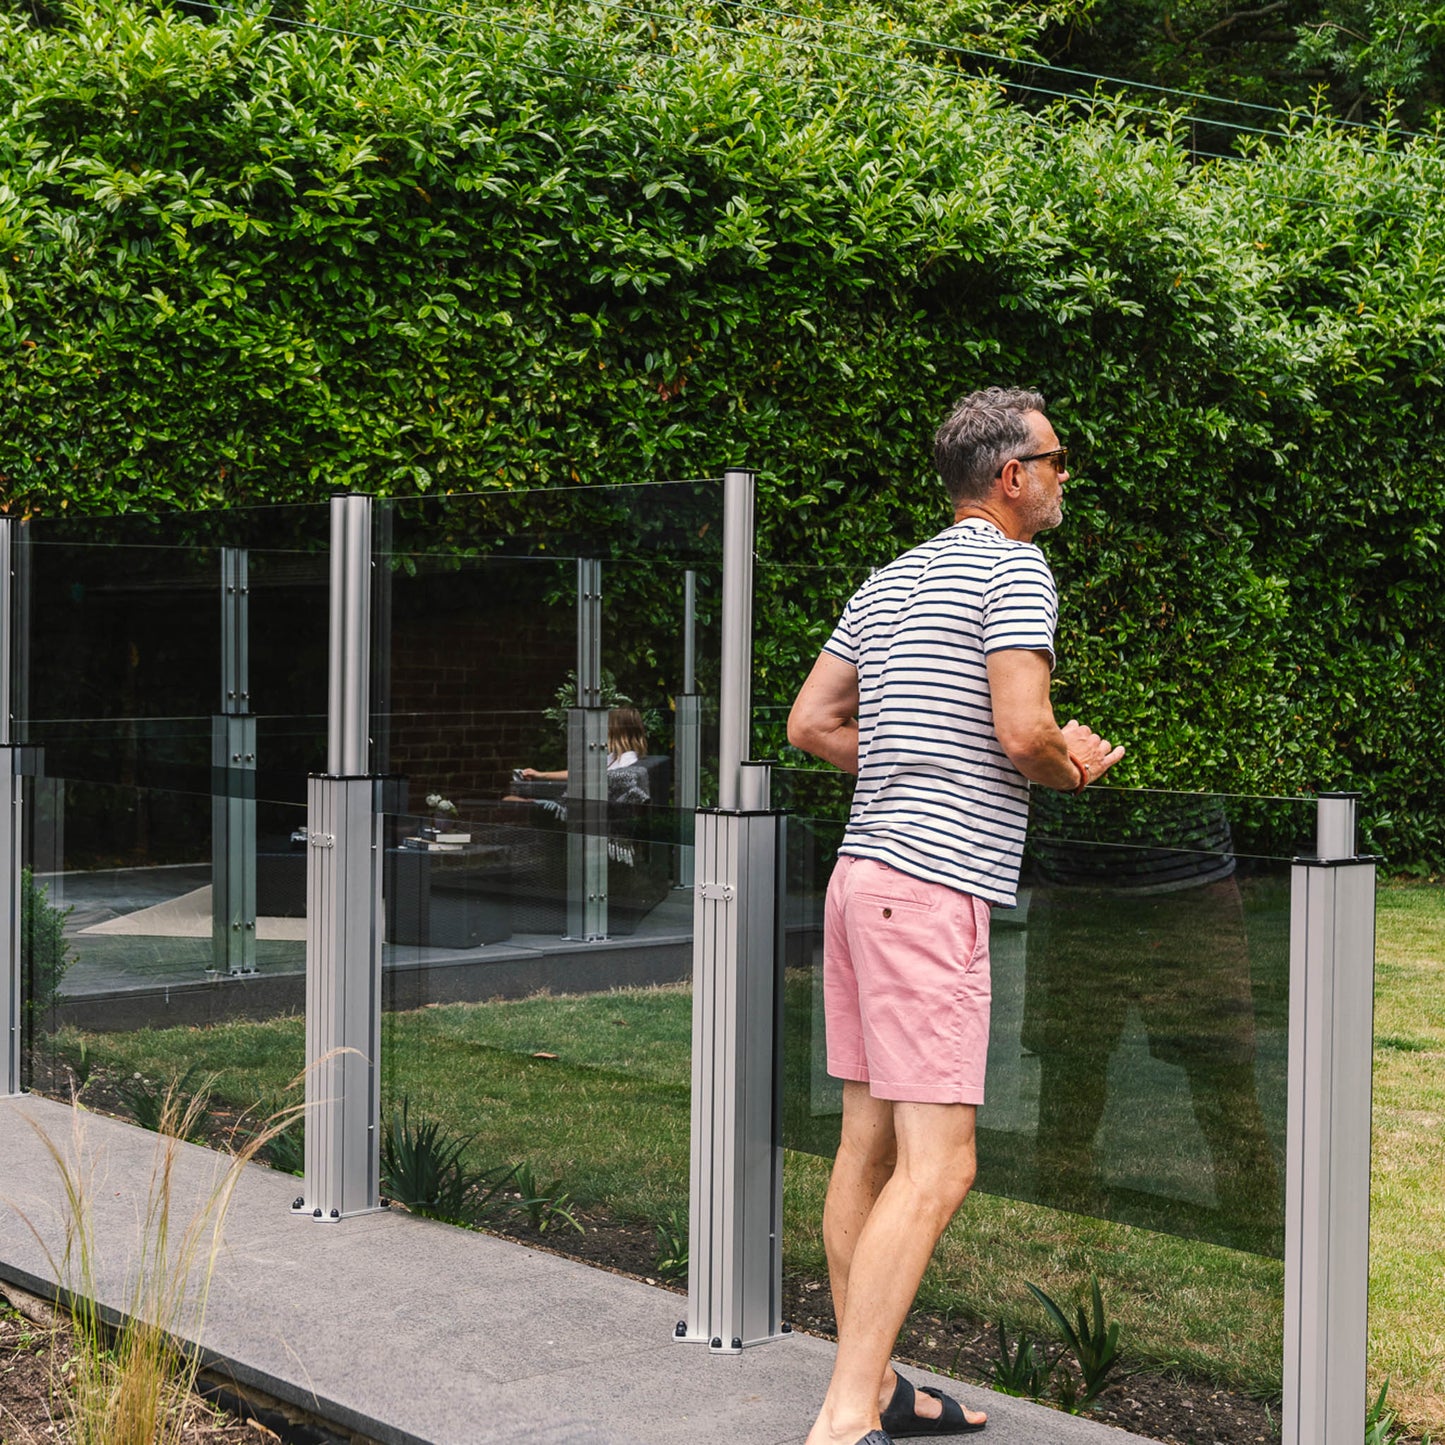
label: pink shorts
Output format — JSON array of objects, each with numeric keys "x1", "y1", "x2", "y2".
[{"x1": 824, "y1": 855, "x2": 993, "y2": 1104}]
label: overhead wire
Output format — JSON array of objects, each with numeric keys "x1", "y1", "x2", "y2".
[
  {"x1": 197, "y1": 0, "x2": 1438, "y2": 218},
  {"x1": 321, "y1": 0, "x2": 1441, "y2": 162},
  {"x1": 455, "y1": 0, "x2": 1445, "y2": 206},
  {"x1": 701, "y1": 0, "x2": 1429, "y2": 136},
  {"x1": 572, "y1": 0, "x2": 1445, "y2": 188},
  {"x1": 336, "y1": 0, "x2": 1444, "y2": 190}
]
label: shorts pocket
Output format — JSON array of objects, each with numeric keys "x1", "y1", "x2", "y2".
[
  {"x1": 853, "y1": 889, "x2": 940, "y2": 916},
  {"x1": 965, "y1": 894, "x2": 992, "y2": 970}
]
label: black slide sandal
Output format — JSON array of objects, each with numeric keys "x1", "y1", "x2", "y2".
[{"x1": 880, "y1": 1373, "x2": 986, "y2": 1436}]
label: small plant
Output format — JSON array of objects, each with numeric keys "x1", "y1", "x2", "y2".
[
  {"x1": 1364, "y1": 1379, "x2": 1433, "y2": 1445},
  {"x1": 653, "y1": 1209, "x2": 688, "y2": 1281},
  {"x1": 1, "y1": 1297, "x2": 41, "y2": 1351},
  {"x1": 263, "y1": 1118, "x2": 304, "y2": 1177},
  {"x1": 1026, "y1": 1276, "x2": 1123, "y2": 1414},
  {"x1": 237, "y1": 1090, "x2": 305, "y2": 1176},
  {"x1": 989, "y1": 1321, "x2": 1054, "y2": 1400},
  {"x1": 1367, "y1": 1381, "x2": 1399, "y2": 1445},
  {"x1": 66, "y1": 1039, "x2": 94, "y2": 1094},
  {"x1": 115, "y1": 1067, "x2": 213, "y2": 1142},
  {"x1": 22, "y1": 1082, "x2": 301, "y2": 1445},
  {"x1": 380, "y1": 1098, "x2": 513, "y2": 1222},
  {"x1": 509, "y1": 1162, "x2": 583, "y2": 1235},
  {"x1": 542, "y1": 669, "x2": 633, "y2": 728},
  {"x1": 21, "y1": 867, "x2": 74, "y2": 1024}
]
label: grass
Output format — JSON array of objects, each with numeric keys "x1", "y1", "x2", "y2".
[
  {"x1": 36, "y1": 882, "x2": 1444, "y2": 1434},
  {"x1": 1367, "y1": 886, "x2": 1445, "y2": 1440}
]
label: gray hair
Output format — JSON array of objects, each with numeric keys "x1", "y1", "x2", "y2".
[{"x1": 933, "y1": 387, "x2": 1047, "y2": 504}]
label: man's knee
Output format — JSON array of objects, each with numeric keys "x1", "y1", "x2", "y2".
[
  {"x1": 920, "y1": 1151, "x2": 976, "y2": 1218},
  {"x1": 894, "y1": 1101, "x2": 978, "y2": 1216},
  {"x1": 836, "y1": 1080, "x2": 899, "y2": 1175},
  {"x1": 836, "y1": 1127, "x2": 898, "y2": 1181}
]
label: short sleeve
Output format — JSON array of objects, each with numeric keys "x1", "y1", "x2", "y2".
[
  {"x1": 982, "y1": 546, "x2": 1057, "y2": 667},
  {"x1": 822, "y1": 589, "x2": 862, "y2": 667}
]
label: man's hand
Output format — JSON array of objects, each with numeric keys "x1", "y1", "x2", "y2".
[{"x1": 1061, "y1": 719, "x2": 1125, "y2": 788}]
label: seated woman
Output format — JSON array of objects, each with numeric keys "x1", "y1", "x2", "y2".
[{"x1": 508, "y1": 706, "x2": 651, "y2": 805}]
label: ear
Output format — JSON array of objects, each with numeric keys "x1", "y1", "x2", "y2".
[{"x1": 996, "y1": 458, "x2": 1024, "y2": 500}]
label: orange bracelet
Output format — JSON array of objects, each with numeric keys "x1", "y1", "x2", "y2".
[{"x1": 1068, "y1": 754, "x2": 1089, "y2": 794}]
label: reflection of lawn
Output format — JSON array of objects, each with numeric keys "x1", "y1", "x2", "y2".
[{"x1": 45, "y1": 882, "x2": 1443, "y2": 1426}]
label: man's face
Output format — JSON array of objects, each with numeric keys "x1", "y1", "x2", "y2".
[{"x1": 1016, "y1": 411, "x2": 1069, "y2": 538}]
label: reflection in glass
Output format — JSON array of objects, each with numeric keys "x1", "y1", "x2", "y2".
[
  {"x1": 20, "y1": 782, "x2": 308, "y2": 1122},
  {"x1": 1007, "y1": 793, "x2": 1286, "y2": 1255},
  {"x1": 367, "y1": 481, "x2": 722, "y2": 1237},
  {"x1": 780, "y1": 777, "x2": 1301, "y2": 1259}
]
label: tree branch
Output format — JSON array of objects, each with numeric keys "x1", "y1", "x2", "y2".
[{"x1": 1187, "y1": 1, "x2": 1291, "y2": 46}]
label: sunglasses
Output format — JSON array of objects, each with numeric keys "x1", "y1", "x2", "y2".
[{"x1": 1014, "y1": 447, "x2": 1068, "y2": 471}]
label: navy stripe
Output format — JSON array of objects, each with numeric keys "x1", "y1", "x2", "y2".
[{"x1": 824, "y1": 518, "x2": 1058, "y2": 907}]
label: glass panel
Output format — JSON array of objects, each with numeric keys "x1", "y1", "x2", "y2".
[
  {"x1": 373, "y1": 481, "x2": 721, "y2": 1248},
  {"x1": 751, "y1": 555, "x2": 871, "y2": 764},
  {"x1": 14, "y1": 504, "x2": 332, "y2": 801},
  {"x1": 993, "y1": 787, "x2": 1298, "y2": 1258},
  {"x1": 777, "y1": 773, "x2": 1315, "y2": 1391},
  {"x1": 778, "y1": 775, "x2": 1309, "y2": 1250},
  {"x1": 20, "y1": 777, "x2": 308, "y2": 1170}
]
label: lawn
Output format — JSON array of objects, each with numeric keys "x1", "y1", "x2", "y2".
[
  {"x1": 1367, "y1": 886, "x2": 1445, "y2": 1439},
  {"x1": 39, "y1": 882, "x2": 1443, "y2": 1434}
]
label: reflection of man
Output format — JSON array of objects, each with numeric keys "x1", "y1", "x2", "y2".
[
  {"x1": 788, "y1": 387, "x2": 1124, "y2": 1445},
  {"x1": 1023, "y1": 798, "x2": 1282, "y2": 1252}
]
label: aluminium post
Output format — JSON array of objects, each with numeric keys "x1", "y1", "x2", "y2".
[
  {"x1": 10, "y1": 531, "x2": 58, "y2": 886},
  {"x1": 716, "y1": 471, "x2": 754, "y2": 812},
  {"x1": 1, "y1": 519, "x2": 18, "y2": 1097},
  {"x1": 681, "y1": 470, "x2": 787, "y2": 1354},
  {"x1": 674, "y1": 569, "x2": 701, "y2": 888},
  {"x1": 212, "y1": 548, "x2": 257, "y2": 977},
  {"x1": 297, "y1": 495, "x2": 385, "y2": 1222},
  {"x1": 568, "y1": 559, "x2": 608, "y2": 940},
  {"x1": 1283, "y1": 792, "x2": 1376, "y2": 1445}
]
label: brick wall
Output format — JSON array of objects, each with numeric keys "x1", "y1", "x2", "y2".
[{"x1": 383, "y1": 607, "x2": 572, "y2": 810}]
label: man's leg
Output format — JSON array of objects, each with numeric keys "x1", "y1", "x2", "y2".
[
  {"x1": 806, "y1": 1098, "x2": 985, "y2": 1445},
  {"x1": 823, "y1": 1083, "x2": 955, "y2": 1431},
  {"x1": 823, "y1": 1080, "x2": 896, "y2": 1324}
]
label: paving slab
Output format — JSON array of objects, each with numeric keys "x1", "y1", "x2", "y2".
[{"x1": 0, "y1": 1094, "x2": 1154, "y2": 1445}]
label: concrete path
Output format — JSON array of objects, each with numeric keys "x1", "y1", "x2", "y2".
[{"x1": 0, "y1": 1094, "x2": 1154, "y2": 1445}]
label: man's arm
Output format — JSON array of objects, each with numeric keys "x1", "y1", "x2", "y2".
[
  {"x1": 787, "y1": 650, "x2": 861, "y2": 776},
  {"x1": 986, "y1": 648, "x2": 1124, "y2": 790}
]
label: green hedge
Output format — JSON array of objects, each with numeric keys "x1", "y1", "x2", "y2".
[{"x1": 2, "y1": 0, "x2": 1442, "y2": 865}]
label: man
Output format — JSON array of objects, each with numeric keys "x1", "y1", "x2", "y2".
[{"x1": 787, "y1": 387, "x2": 1125, "y2": 1445}]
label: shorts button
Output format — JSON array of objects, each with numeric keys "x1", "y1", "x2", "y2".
[{"x1": 882, "y1": 908, "x2": 892, "y2": 919}]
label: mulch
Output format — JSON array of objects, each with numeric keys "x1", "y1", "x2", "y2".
[{"x1": 0, "y1": 1288, "x2": 267, "y2": 1444}]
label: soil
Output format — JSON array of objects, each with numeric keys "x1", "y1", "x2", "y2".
[{"x1": 0, "y1": 1287, "x2": 263, "y2": 1444}]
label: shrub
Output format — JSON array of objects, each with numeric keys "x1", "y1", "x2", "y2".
[
  {"x1": 1, "y1": 0, "x2": 1442, "y2": 863},
  {"x1": 20, "y1": 867, "x2": 73, "y2": 1024}
]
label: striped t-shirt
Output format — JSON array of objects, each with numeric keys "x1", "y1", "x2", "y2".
[{"x1": 822, "y1": 517, "x2": 1058, "y2": 908}]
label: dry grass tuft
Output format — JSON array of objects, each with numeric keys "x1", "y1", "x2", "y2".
[{"x1": 19, "y1": 1082, "x2": 301, "y2": 1445}]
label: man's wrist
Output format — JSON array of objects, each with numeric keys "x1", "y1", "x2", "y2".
[{"x1": 1065, "y1": 753, "x2": 1089, "y2": 794}]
